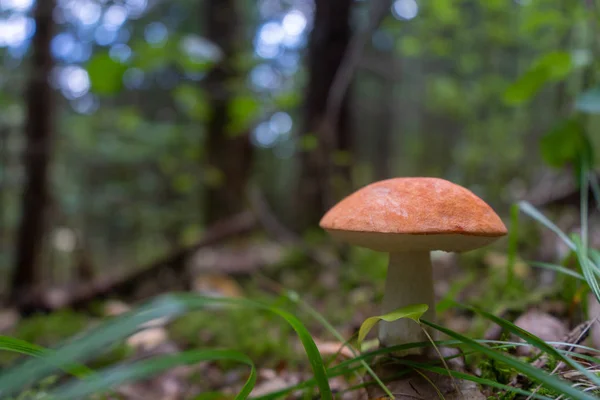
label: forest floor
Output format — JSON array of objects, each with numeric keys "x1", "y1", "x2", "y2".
[{"x1": 1, "y1": 225, "x2": 598, "y2": 399}]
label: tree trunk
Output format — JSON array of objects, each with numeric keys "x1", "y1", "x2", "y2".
[
  {"x1": 296, "y1": 0, "x2": 353, "y2": 229},
  {"x1": 374, "y1": 53, "x2": 396, "y2": 180},
  {"x1": 203, "y1": 0, "x2": 252, "y2": 225},
  {"x1": 11, "y1": 0, "x2": 56, "y2": 312},
  {"x1": 0, "y1": 127, "x2": 8, "y2": 258}
]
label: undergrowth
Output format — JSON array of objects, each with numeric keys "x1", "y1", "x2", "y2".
[{"x1": 1, "y1": 167, "x2": 599, "y2": 399}]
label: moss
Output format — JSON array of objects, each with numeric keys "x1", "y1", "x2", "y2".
[
  {"x1": 168, "y1": 306, "x2": 298, "y2": 368},
  {"x1": 0, "y1": 310, "x2": 89, "y2": 367}
]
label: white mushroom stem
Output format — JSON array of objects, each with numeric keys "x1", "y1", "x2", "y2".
[{"x1": 378, "y1": 251, "x2": 436, "y2": 349}]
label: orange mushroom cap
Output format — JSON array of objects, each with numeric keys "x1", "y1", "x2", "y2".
[{"x1": 320, "y1": 177, "x2": 507, "y2": 252}]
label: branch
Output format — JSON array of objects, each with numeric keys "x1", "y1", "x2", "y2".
[
  {"x1": 318, "y1": 0, "x2": 393, "y2": 208},
  {"x1": 358, "y1": 55, "x2": 400, "y2": 81},
  {"x1": 248, "y1": 185, "x2": 340, "y2": 270},
  {"x1": 324, "y1": 0, "x2": 393, "y2": 127},
  {"x1": 38, "y1": 212, "x2": 257, "y2": 310}
]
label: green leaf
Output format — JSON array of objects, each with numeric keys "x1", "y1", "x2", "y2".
[
  {"x1": 117, "y1": 108, "x2": 143, "y2": 132},
  {"x1": 131, "y1": 35, "x2": 216, "y2": 74},
  {"x1": 204, "y1": 166, "x2": 225, "y2": 187},
  {"x1": 173, "y1": 173, "x2": 194, "y2": 194},
  {"x1": 178, "y1": 54, "x2": 215, "y2": 73},
  {"x1": 86, "y1": 53, "x2": 128, "y2": 95},
  {"x1": 576, "y1": 86, "x2": 600, "y2": 114},
  {"x1": 178, "y1": 56, "x2": 215, "y2": 74},
  {"x1": 131, "y1": 39, "x2": 173, "y2": 71},
  {"x1": 300, "y1": 134, "x2": 319, "y2": 151},
  {"x1": 522, "y1": 10, "x2": 564, "y2": 35},
  {"x1": 540, "y1": 118, "x2": 589, "y2": 168},
  {"x1": 227, "y1": 95, "x2": 260, "y2": 135},
  {"x1": 539, "y1": 51, "x2": 572, "y2": 80},
  {"x1": 504, "y1": 51, "x2": 572, "y2": 105},
  {"x1": 50, "y1": 350, "x2": 256, "y2": 400},
  {"x1": 273, "y1": 91, "x2": 300, "y2": 109},
  {"x1": 332, "y1": 150, "x2": 352, "y2": 167},
  {"x1": 357, "y1": 304, "x2": 428, "y2": 346},
  {"x1": 503, "y1": 69, "x2": 548, "y2": 105},
  {"x1": 397, "y1": 36, "x2": 421, "y2": 57},
  {"x1": 173, "y1": 85, "x2": 210, "y2": 121},
  {"x1": 430, "y1": 0, "x2": 460, "y2": 25}
]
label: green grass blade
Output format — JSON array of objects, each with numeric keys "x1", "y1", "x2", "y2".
[
  {"x1": 518, "y1": 201, "x2": 575, "y2": 250},
  {"x1": 285, "y1": 290, "x2": 394, "y2": 399},
  {"x1": 50, "y1": 350, "x2": 256, "y2": 400},
  {"x1": 422, "y1": 320, "x2": 596, "y2": 400},
  {"x1": 177, "y1": 294, "x2": 332, "y2": 399},
  {"x1": 590, "y1": 249, "x2": 600, "y2": 266},
  {"x1": 0, "y1": 336, "x2": 47, "y2": 358},
  {"x1": 0, "y1": 336, "x2": 93, "y2": 379},
  {"x1": 0, "y1": 296, "x2": 184, "y2": 397},
  {"x1": 393, "y1": 359, "x2": 553, "y2": 400},
  {"x1": 466, "y1": 306, "x2": 600, "y2": 388},
  {"x1": 257, "y1": 339, "x2": 567, "y2": 400},
  {"x1": 0, "y1": 293, "x2": 332, "y2": 400},
  {"x1": 575, "y1": 164, "x2": 600, "y2": 305},
  {"x1": 573, "y1": 236, "x2": 600, "y2": 303},
  {"x1": 529, "y1": 261, "x2": 585, "y2": 280},
  {"x1": 252, "y1": 340, "x2": 450, "y2": 400}
]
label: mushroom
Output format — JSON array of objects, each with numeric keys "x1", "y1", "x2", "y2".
[{"x1": 320, "y1": 177, "x2": 507, "y2": 349}]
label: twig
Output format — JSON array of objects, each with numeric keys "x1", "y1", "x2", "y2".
[
  {"x1": 248, "y1": 184, "x2": 341, "y2": 269},
  {"x1": 318, "y1": 0, "x2": 393, "y2": 208},
  {"x1": 510, "y1": 319, "x2": 594, "y2": 391},
  {"x1": 324, "y1": 0, "x2": 394, "y2": 127},
  {"x1": 524, "y1": 319, "x2": 595, "y2": 400},
  {"x1": 358, "y1": 56, "x2": 400, "y2": 81},
  {"x1": 36, "y1": 212, "x2": 257, "y2": 310}
]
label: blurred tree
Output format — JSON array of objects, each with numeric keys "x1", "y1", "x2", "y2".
[
  {"x1": 11, "y1": 0, "x2": 56, "y2": 312},
  {"x1": 203, "y1": 0, "x2": 253, "y2": 224},
  {"x1": 373, "y1": 47, "x2": 395, "y2": 180},
  {"x1": 0, "y1": 124, "x2": 7, "y2": 258},
  {"x1": 296, "y1": 0, "x2": 353, "y2": 229}
]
